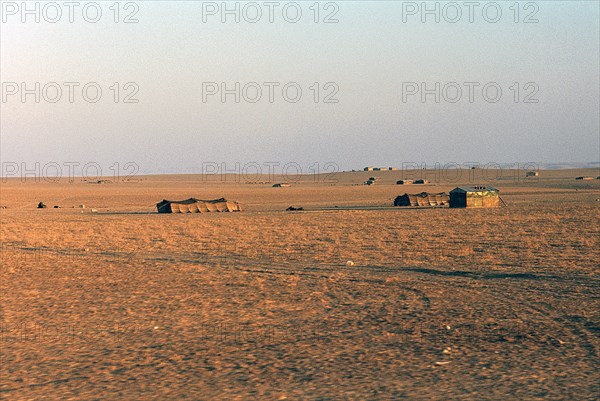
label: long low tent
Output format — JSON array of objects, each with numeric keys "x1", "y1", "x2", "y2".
[
  {"x1": 157, "y1": 198, "x2": 242, "y2": 213},
  {"x1": 394, "y1": 192, "x2": 449, "y2": 207}
]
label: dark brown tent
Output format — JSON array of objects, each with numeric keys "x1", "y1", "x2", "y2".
[
  {"x1": 157, "y1": 198, "x2": 242, "y2": 213},
  {"x1": 394, "y1": 192, "x2": 449, "y2": 207}
]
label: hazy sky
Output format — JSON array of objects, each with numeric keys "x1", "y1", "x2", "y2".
[{"x1": 1, "y1": 1, "x2": 599, "y2": 174}]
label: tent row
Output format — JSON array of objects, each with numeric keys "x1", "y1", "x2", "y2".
[
  {"x1": 394, "y1": 186, "x2": 501, "y2": 208},
  {"x1": 154, "y1": 186, "x2": 501, "y2": 214}
]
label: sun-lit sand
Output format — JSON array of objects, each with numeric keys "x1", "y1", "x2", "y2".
[{"x1": 1, "y1": 169, "x2": 598, "y2": 399}]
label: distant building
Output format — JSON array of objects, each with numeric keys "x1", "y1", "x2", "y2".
[
  {"x1": 414, "y1": 179, "x2": 430, "y2": 184},
  {"x1": 364, "y1": 166, "x2": 397, "y2": 171},
  {"x1": 449, "y1": 186, "x2": 500, "y2": 208},
  {"x1": 396, "y1": 180, "x2": 414, "y2": 185}
]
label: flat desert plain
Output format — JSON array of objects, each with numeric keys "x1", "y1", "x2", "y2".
[{"x1": 1, "y1": 169, "x2": 599, "y2": 400}]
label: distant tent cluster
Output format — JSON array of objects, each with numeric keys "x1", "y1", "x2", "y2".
[
  {"x1": 156, "y1": 198, "x2": 242, "y2": 213},
  {"x1": 397, "y1": 179, "x2": 429, "y2": 185}
]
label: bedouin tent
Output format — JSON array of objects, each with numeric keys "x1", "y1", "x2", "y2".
[
  {"x1": 393, "y1": 192, "x2": 449, "y2": 207},
  {"x1": 449, "y1": 186, "x2": 500, "y2": 208},
  {"x1": 157, "y1": 198, "x2": 242, "y2": 213}
]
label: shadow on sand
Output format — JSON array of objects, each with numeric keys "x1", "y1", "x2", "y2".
[{"x1": 403, "y1": 267, "x2": 563, "y2": 281}]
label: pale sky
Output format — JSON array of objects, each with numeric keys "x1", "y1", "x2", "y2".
[{"x1": 1, "y1": 1, "x2": 599, "y2": 174}]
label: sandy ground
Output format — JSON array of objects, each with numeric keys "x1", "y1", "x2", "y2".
[{"x1": 1, "y1": 169, "x2": 599, "y2": 400}]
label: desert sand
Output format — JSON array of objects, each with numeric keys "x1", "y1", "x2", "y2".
[{"x1": 1, "y1": 169, "x2": 599, "y2": 400}]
